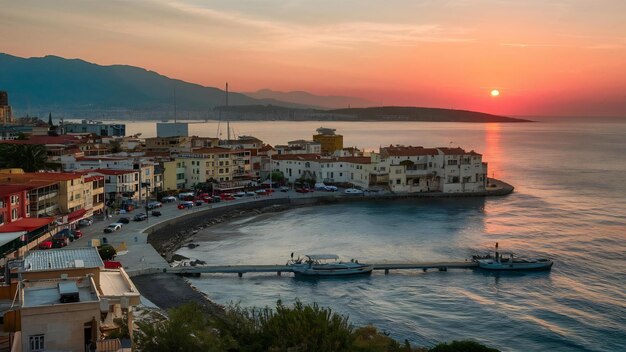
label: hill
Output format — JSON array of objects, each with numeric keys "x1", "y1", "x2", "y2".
[
  {"x1": 0, "y1": 53, "x2": 310, "y2": 119},
  {"x1": 215, "y1": 105, "x2": 531, "y2": 122},
  {"x1": 244, "y1": 88, "x2": 374, "y2": 109}
]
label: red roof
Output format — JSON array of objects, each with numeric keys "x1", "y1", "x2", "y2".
[
  {"x1": 0, "y1": 217, "x2": 54, "y2": 233},
  {"x1": 0, "y1": 135, "x2": 82, "y2": 145},
  {"x1": 337, "y1": 157, "x2": 372, "y2": 164},
  {"x1": 0, "y1": 184, "x2": 31, "y2": 195},
  {"x1": 271, "y1": 154, "x2": 321, "y2": 161},
  {"x1": 381, "y1": 146, "x2": 439, "y2": 157},
  {"x1": 437, "y1": 147, "x2": 469, "y2": 155},
  {"x1": 20, "y1": 172, "x2": 84, "y2": 181},
  {"x1": 91, "y1": 169, "x2": 137, "y2": 175},
  {"x1": 84, "y1": 175, "x2": 104, "y2": 182}
]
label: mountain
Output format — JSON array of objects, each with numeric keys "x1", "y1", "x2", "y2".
[
  {"x1": 0, "y1": 53, "x2": 310, "y2": 119},
  {"x1": 215, "y1": 105, "x2": 531, "y2": 122},
  {"x1": 244, "y1": 89, "x2": 374, "y2": 109}
]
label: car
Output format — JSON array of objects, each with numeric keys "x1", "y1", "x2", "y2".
[
  {"x1": 255, "y1": 189, "x2": 268, "y2": 196},
  {"x1": 324, "y1": 185, "x2": 338, "y2": 192},
  {"x1": 178, "y1": 192, "x2": 195, "y2": 200},
  {"x1": 245, "y1": 191, "x2": 256, "y2": 197},
  {"x1": 73, "y1": 229, "x2": 83, "y2": 239},
  {"x1": 104, "y1": 223, "x2": 122, "y2": 233},
  {"x1": 162, "y1": 196, "x2": 177, "y2": 203},
  {"x1": 78, "y1": 218, "x2": 93, "y2": 227},
  {"x1": 295, "y1": 188, "x2": 309, "y2": 193},
  {"x1": 52, "y1": 238, "x2": 68, "y2": 248},
  {"x1": 212, "y1": 196, "x2": 221, "y2": 203},
  {"x1": 151, "y1": 210, "x2": 162, "y2": 217},
  {"x1": 178, "y1": 201, "x2": 194, "y2": 209},
  {"x1": 280, "y1": 186, "x2": 290, "y2": 192},
  {"x1": 133, "y1": 213, "x2": 147, "y2": 221},
  {"x1": 146, "y1": 201, "x2": 162, "y2": 209},
  {"x1": 344, "y1": 188, "x2": 364, "y2": 195},
  {"x1": 194, "y1": 201, "x2": 203, "y2": 206},
  {"x1": 233, "y1": 192, "x2": 246, "y2": 198},
  {"x1": 117, "y1": 217, "x2": 130, "y2": 224},
  {"x1": 39, "y1": 240, "x2": 53, "y2": 250}
]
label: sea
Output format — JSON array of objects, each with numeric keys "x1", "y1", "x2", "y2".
[{"x1": 123, "y1": 118, "x2": 626, "y2": 351}]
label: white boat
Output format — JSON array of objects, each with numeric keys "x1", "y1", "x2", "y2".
[
  {"x1": 287, "y1": 254, "x2": 373, "y2": 276},
  {"x1": 476, "y1": 253, "x2": 553, "y2": 271}
]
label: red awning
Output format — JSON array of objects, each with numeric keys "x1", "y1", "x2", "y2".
[
  {"x1": 67, "y1": 209, "x2": 88, "y2": 222},
  {"x1": 0, "y1": 217, "x2": 55, "y2": 233}
]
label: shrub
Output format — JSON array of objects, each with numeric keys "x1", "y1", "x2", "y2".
[{"x1": 97, "y1": 244, "x2": 117, "y2": 261}]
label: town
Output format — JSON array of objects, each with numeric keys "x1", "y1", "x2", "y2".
[{"x1": 0, "y1": 90, "x2": 496, "y2": 351}]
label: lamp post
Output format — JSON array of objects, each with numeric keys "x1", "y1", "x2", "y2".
[{"x1": 269, "y1": 153, "x2": 272, "y2": 194}]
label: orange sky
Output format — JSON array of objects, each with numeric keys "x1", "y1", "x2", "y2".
[{"x1": 1, "y1": 0, "x2": 625, "y2": 116}]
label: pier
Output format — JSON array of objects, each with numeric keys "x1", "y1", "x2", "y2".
[{"x1": 167, "y1": 261, "x2": 478, "y2": 277}]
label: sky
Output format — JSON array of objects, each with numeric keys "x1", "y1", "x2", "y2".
[{"x1": 1, "y1": 0, "x2": 625, "y2": 117}]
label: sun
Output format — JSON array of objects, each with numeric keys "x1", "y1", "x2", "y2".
[{"x1": 490, "y1": 89, "x2": 500, "y2": 97}]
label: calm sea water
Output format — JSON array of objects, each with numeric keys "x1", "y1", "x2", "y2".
[{"x1": 152, "y1": 119, "x2": 626, "y2": 351}]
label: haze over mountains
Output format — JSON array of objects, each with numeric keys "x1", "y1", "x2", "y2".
[{"x1": 0, "y1": 53, "x2": 527, "y2": 122}]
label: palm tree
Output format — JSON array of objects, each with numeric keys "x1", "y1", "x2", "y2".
[{"x1": 0, "y1": 144, "x2": 49, "y2": 172}]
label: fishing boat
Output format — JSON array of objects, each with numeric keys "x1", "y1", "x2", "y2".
[
  {"x1": 474, "y1": 243, "x2": 553, "y2": 271},
  {"x1": 287, "y1": 254, "x2": 373, "y2": 276}
]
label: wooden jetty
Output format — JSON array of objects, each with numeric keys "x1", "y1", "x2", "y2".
[{"x1": 167, "y1": 261, "x2": 478, "y2": 277}]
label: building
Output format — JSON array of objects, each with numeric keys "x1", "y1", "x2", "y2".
[
  {"x1": 157, "y1": 122, "x2": 189, "y2": 137},
  {"x1": 380, "y1": 146, "x2": 488, "y2": 193},
  {"x1": 275, "y1": 140, "x2": 322, "y2": 155},
  {"x1": 145, "y1": 136, "x2": 191, "y2": 153},
  {"x1": 64, "y1": 120, "x2": 126, "y2": 137},
  {"x1": 271, "y1": 154, "x2": 372, "y2": 185},
  {"x1": 220, "y1": 135, "x2": 263, "y2": 150},
  {"x1": 91, "y1": 169, "x2": 140, "y2": 204},
  {"x1": 312, "y1": 127, "x2": 343, "y2": 155},
  {"x1": 0, "y1": 91, "x2": 14, "y2": 125},
  {"x1": 163, "y1": 147, "x2": 252, "y2": 190},
  {"x1": 0, "y1": 248, "x2": 141, "y2": 352}
]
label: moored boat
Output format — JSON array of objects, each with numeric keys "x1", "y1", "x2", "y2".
[
  {"x1": 287, "y1": 254, "x2": 373, "y2": 276},
  {"x1": 474, "y1": 243, "x2": 553, "y2": 271}
]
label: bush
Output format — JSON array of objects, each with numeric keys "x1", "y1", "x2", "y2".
[
  {"x1": 429, "y1": 340, "x2": 500, "y2": 352},
  {"x1": 98, "y1": 244, "x2": 117, "y2": 261}
]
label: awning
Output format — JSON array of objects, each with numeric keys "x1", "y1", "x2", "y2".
[
  {"x1": 67, "y1": 209, "x2": 88, "y2": 222},
  {"x1": 0, "y1": 232, "x2": 27, "y2": 247},
  {"x1": 0, "y1": 217, "x2": 55, "y2": 233}
]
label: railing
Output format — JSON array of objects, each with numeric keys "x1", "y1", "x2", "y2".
[{"x1": 86, "y1": 338, "x2": 121, "y2": 352}]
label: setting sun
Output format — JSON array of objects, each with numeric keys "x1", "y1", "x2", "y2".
[{"x1": 490, "y1": 89, "x2": 500, "y2": 97}]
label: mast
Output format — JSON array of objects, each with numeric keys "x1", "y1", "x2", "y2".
[{"x1": 226, "y1": 82, "x2": 230, "y2": 141}]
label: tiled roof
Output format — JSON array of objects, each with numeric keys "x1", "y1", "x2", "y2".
[
  {"x1": 23, "y1": 247, "x2": 104, "y2": 271},
  {"x1": 437, "y1": 147, "x2": 468, "y2": 155},
  {"x1": 271, "y1": 154, "x2": 321, "y2": 161},
  {"x1": 91, "y1": 169, "x2": 137, "y2": 175},
  {"x1": 0, "y1": 184, "x2": 31, "y2": 195},
  {"x1": 381, "y1": 146, "x2": 439, "y2": 156}
]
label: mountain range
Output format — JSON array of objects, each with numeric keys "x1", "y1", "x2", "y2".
[
  {"x1": 244, "y1": 89, "x2": 374, "y2": 109},
  {"x1": 0, "y1": 53, "x2": 528, "y2": 122}
]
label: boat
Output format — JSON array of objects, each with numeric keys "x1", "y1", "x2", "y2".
[
  {"x1": 287, "y1": 254, "x2": 373, "y2": 276},
  {"x1": 474, "y1": 243, "x2": 553, "y2": 271}
]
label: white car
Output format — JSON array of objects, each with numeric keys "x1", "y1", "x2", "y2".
[
  {"x1": 103, "y1": 223, "x2": 122, "y2": 233},
  {"x1": 324, "y1": 185, "x2": 338, "y2": 192},
  {"x1": 162, "y1": 196, "x2": 177, "y2": 203},
  {"x1": 344, "y1": 188, "x2": 364, "y2": 195}
]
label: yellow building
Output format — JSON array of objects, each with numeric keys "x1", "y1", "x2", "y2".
[
  {"x1": 163, "y1": 147, "x2": 252, "y2": 190},
  {"x1": 313, "y1": 127, "x2": 343, "y2": 155}
]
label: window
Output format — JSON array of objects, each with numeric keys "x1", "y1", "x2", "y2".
[
  {"x1": 29, "y1": 335, "x2": 45, "y2": 352},
  {"x1": 447, "y1": 159, "x2": 458, "y2": 166},
  {"x1": 396, "y1": 179, "x2": 401, "y2": 185},
  {"x1": 11, "y1": 208, "x2": 18, "y2": 220},
  {"x1": 10, "y1": 195, "x2": 19, "y2": 205}
]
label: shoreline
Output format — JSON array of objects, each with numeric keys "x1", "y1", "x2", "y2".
[{"x1": 134, "y1": 179, "x2": 513, "y2": 313}]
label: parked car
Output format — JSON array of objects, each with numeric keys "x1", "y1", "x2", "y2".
[
  {"x1": 38, "y1": 241, "x2": 53, "y2": 250},
  {"x1": 117, "y1": 217, "x2": 130, "y2": 224},
  {"x1": 178, "y1": 192, "x2": 195, "y2": 200},
  {"x1": 78, "y1": 218, "x2": 93, "y2": 227},
  {"x1": 233, "y1": 192, "x2": 246, "y2": 198},
  {"x1": 212, "y1": 196, "x2": 221, "y2": 203},
  {"x1": 151, "y1": 210, "x2": 162, "y2": 217},
  {"x1": 133, "y1": 213, "x2": 147, "y2": 221},
  {"x1": 280, "y1": 186, "x2": 290, "y2": 192},
  {"x1": 295, "y1": 188, "x2": 309, "y2": 193},
  {"x1": 146, "y1": 201, "x2": 162, "y2": 209},
  {"x1": 255, "y1": 189, "x2": 268, "y2": 196},
  {"x1": 194, "y1": 201, "x2": 203, "y2": 206},
  {"x1": 73, "y1": 229, "x2": 83, "y2": 239},
  {"x1": 104, "y1": 223, "x2": 122, "y2": 233},
  {"x1": 344, "y1": 188, "x2": 364, "y2": 195},
  {"x1": 162, "y1": 196, "x2": 177, "y2": 203},
  {"x1": 324, "y1": 185, "x2": 338, "y2": 192},
  {"x1": 52, "y1": 238, "x2": 68, "y2": 248}
]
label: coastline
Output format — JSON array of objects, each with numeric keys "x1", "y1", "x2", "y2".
[{"x1": 133, "y1": 179, "x2": 513, "y2": 315}]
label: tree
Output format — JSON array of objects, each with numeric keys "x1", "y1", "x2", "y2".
[
  {"x1": 109, "y1": 140, "x2": 122, "y2": 153},
  {"x1": 98, "y1": 244, "x2": 117, "y2": 261},
  {"x1": 269, "y1": 170, "x2": 285, "y2": 184},
  {"x1": 134, "y1": 303, "x2": 233, "y2": 352},
  {"x1": 429, "y1": 341, "x2": 499, "y2": 352},
  {"x1": 0, "y1": 144, "x2": 49, "y2": 172}
]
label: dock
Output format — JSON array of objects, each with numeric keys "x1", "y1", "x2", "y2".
[{"x1": 167, "y1": 261, "x2": 478, "y2": 277}]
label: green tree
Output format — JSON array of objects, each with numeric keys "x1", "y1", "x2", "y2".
[
  {"x1": 134, "y1": 303, "x2": 233, "y2": 352},
  {"x1": 97, "y1": 244, "x2": 117, "y2": 261},
  {"x1": 109, "y1": 140, "x2": 122, "y2": 153},
  {"x1": 269, "y1": 170, "x2": 285, "y2": 183},
  {"x1": 0, "y1": 144, "x2": 49, "y2": 172}
]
